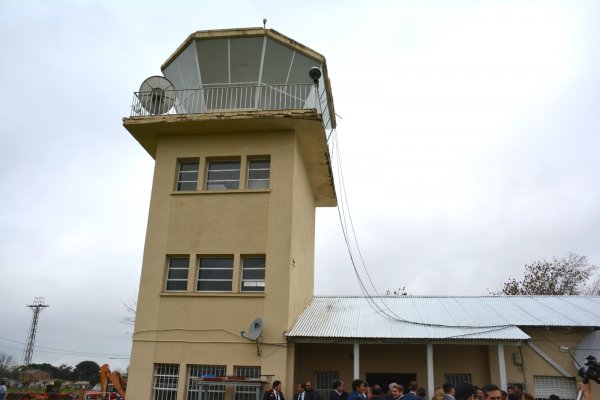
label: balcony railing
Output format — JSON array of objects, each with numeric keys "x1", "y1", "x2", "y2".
[{"x1": 130, "y1": 83, "x2": 321, "y2": 117}]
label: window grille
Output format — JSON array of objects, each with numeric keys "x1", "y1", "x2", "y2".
[
  {"x1": 533, "y1": 376, "x2": 576, "y2": 400},
  {"x1": 166, "y1": 257, "x2": 189, "y2": 291},
  {"x1": 206, "y1": 160, "x2": 240, "y2": 190},
  {"x1": 153, "y1": 363, "x2": 179, "y2": 400},
  {"x1": 177, "y1": 160, "x2": 199, "y2": 191},
  {"x1": 314, "y1": 371, "x2": 339, "y2": 400},
  {"x1": 234, "y1": 366, "x2": 261, "y2": 400},
  {"x1": 241, "y1": 257, "x2": 266, "y2": 292},
  {"x1": 247, "y1": 159, "x2": 270, "y2": 189},
  {"x1": 187, "y1": 365, "x2": 226, "y2": 400},
  {"x1": 197, "y1": 257, "x2": 234, "y2": 292},
  {"x1": 443, "y1": 373, "x2": 472, "y2": 386}
]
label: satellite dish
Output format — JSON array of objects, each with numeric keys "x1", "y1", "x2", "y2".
[
  {"x1": 574, "y1": 330, "x2": 600, "y2": 369},
  {"x1": 138, "y1": 76, "x2": 175, "y2": 115},
  {"x1": 246, "y1": 318, "x2": 264, "y2": 341}
]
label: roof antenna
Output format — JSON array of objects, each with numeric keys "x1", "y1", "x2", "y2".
[{"x1": 263, "y1": 18, "x2": 267, "y2": 29}]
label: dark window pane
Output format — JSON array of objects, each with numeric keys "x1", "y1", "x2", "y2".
[
  {"x1": 179, "y1": 171, "x2": 199, "y2": 181},
  {"x1": 243, "y1": 258, "x2": 265, "y2": 268},
  {"x1": 168, "y1": 269, "x2": 189, "y2": 279},
  {"x1": 198, "y1": 269, "x2": 233, "y2": 280},
  {"x1": 200, "y1": 258, "x2": 233, "y2": 269},
  {"x1": 180, "y1": 162, "x2": 199, "y2": 172},
  {"x1": 178, "y1": 181, "x2": 197, "y2": 191},
  {"x1": 247, "y1": 180, "x2": 269, "y2": 189},
  {"x1": 198, "y1": 280, "x2": 232, "y2": 291},
  {"x1": 242, "y1": 270, "x2": 265, "y2": 280},
  {"x1": 166, "y1": 280, "x2": 187, "y2": 291},
  {"x1": 206, "y1": 181, "x2": 239, "y2": 190},
  {"x1": 208, "y1": 161, "x2": 240, "y2": 171},
  {"x1": 248, "y1": 170, "x2": 270, "y2": 179},
  {"x1": 207, "y1": 170, "x2": 241, "y2": 180},
  {"x1": 170, "y1": 258, "x2": 189, "y2": 268},
  {"x1": 249, "y1": 160, "x2": 270, "y2": 169}
]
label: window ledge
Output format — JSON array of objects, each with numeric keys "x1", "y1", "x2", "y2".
[
  {"x1": 160, "y1": 292, "x2": 265, "y2": 298},
  {"x1": 171, "y1": 189, "x2": 270, "y2": 195}
]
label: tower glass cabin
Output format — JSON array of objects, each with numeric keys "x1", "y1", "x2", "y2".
[{"x1": 123, "y1": 28, "x2": 336, "y2": 400}]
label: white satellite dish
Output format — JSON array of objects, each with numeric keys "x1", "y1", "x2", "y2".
[
  {"x1": 246, "y1": 318, "x2": 264, "y2": 341},
  {"x1": 574, "y1": 330, "x2": 600, "y2": 369},
  {"x1": 138, "y1": 76, "x2": 175, "y2": 115}
]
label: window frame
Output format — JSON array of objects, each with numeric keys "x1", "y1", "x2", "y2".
[
  {"x1": 246, "y1": 158, "x2": 270, "y2": 189},
  {"x1": 196, "y1": 256, "x2": 234, "y2": 292},
  {"x1": 240, "y1": 256, "x2": 266, "y2": 292},
  {"x1": 165, "y1": 256, "x2": 190, "y2": 292},
  {"x1": 233, "y1": 366, "x2": 261, "y2": 400},
  {"x1": 187, "y1": 364, "x2": 226, "y2": 400},
  {"x1": 176, "y1": 159, "x2": 200, "y2": 191},
  {"x1": 153, "y1": 363, "x2": 179, "y2": 400},
  {"x1": 205, "y1": 159, "x2": 241, "y2": 190}
]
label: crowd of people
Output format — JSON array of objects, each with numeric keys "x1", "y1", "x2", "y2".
[{"x1": 262, "y1": 379, "x2": 593, "y2": 400}]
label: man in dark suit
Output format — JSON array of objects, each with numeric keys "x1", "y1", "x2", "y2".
[
  {"x1": 329, "y1": 380, "x2": 349, "y2": 400},
  {"x1": 305, "y1": 381, "x2": 321, "y2": 400},
  {"x1": 294, "y1": 384, "x2": 306, "y2": 400},
  {"x1": 402, "y1": 381, "x2": 420, "y2": 400},
  {"x1": 442, "y1": 383, "x2": 455, "y2": 400},
  {"x1": 264, "y1": 381, "x2": 285, "y2": 400}
]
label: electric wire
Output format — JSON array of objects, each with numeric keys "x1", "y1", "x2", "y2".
[
  {"x1": 0, "y1": 336, "x2": 130, "y2": 359},
  {"x1": 330, "y1": 128, "x2": 519, "y2": 332}
]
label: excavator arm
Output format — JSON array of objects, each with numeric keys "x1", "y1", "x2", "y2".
[{"x1": 99, "y1": 363, "x2": 127, "y2": 399}]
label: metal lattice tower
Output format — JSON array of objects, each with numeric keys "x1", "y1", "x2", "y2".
[{"x1": 21, "y1": 297, "x2": 49, "y2": 367}]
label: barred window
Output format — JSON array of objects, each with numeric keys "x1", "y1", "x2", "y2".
[
  {"x1": 187, "y1": 365, "x2": 226, "y2": 400},
  {"x1": 206, "y1": 160, "x2": 240, "y2": 190},
  {"x1": 234, "y1": 366, "x2": 261, "y2": 400},
  {"x1": 240, "y1": 256, "x2": 265, "y2": 292},
  {"x1": 166, "y1": 257, "x2": 189, "y2": 291},
  {"x1": 197, "y1": 257, "x2": 234, "y2": 292},
  {"x1": 315, "y1": 371, "x2": 339, "y2": 400},
  {"x1": 533, "y1": 376, "x2": 576, "y2": 400},
  {"x1": 247, "y1": 159, "x2": 270, "y2": 189},
  {"x1": 443, "y1": 373, "x2": 472, "y2": 386},
  {"x1": 177, "y1": 160, "x2": 199, "y2": 191},
  {"x1": 153, "y1": 363, "x2": 179, "y2": 400}
]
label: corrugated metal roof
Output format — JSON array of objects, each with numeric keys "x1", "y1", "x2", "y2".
[{"x1": 287, "y1": 296, "x2": 600, "y2": 341}]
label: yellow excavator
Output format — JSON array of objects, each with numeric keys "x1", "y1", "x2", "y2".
[{"x1": 82, "y1": 364, "x2": 126, "y2": 400}]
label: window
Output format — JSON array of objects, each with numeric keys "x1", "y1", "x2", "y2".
[
  {"x1": 247, "y1": 159, "x2": 270, "y2": 189},
  {"x1": 187, "y1": 365, "x2": 226, "y2": 400},
  {"x1": 444, "y1": 373, "x2": 472, "y2": 386},
  {"x1": 533, "y1": 376, "x2": 576, "y2": 400},
  {"x1": 166, "y1": 257, "x2": 189, "y2": 291},
  {"x1": 315, "y1": 371, "x2": 339, "y2": 400},
  {"x1": 240, "y1": 256, "x2": 265, "y2": 292},
  {"x1": 234, "y1": 366, "x2": 261, "y2": 400},
  {"x1": 153, "y1": 363, "x2": 179, "y2": 400},
  {"x1": 177, "y1": 160, "x2": 199, "y2": 191},
  {"x1": 197, "y1": 257, "x2": 234, "y2": 291},
  {"x1": 206, "y1": 160, "x2": 240, "y2": 190}
]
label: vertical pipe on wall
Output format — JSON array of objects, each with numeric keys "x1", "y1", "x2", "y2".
[
  {"x1": 427, "y1": 343, "x2": 434, "y2": 398},
  {"x1": 354, "y1": 342, "x2": 360, "y2": 379}
]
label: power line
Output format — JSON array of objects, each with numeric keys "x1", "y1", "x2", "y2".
[{"x1": 0, "y1": 336, "x2": 130, "y2": 359}]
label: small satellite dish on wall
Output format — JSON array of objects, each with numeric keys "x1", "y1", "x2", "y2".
[
  {"x1": 574, "y1": 330, "x2": 600, "y2": 369},
  {"x1": 246, "y1": 318, "x2": 264, "y2": 341},
  {"x1": 138, "y1": 76, "x2": 175, "y2": 115}
]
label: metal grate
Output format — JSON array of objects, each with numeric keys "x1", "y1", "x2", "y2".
[
  {"x1": 153, "y1": 363, "x2": 180, "y2": 400},
  {"x1": 533, "y1": 376, "x2": 576, "y2": 400},
  {"x1": 314, "y1": 371, "x2": 339, "y2": 400},
  {"x1": 234, "y1": 366, "x2": 262, "y2": 400},
  {"x1": 187, "y1": 365, "x2": 227, "y2": 400},
  {"x1": 443, "y1": 373, "x2": 472, "y2": 386}
]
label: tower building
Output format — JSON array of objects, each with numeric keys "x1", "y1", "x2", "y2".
[{"x1": 123, "y1": 28, "x2": 337, "y2": 400}]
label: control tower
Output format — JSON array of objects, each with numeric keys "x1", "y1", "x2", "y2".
[{"x1": 123, "y1": 28, "x2": 336, "y2": 400}]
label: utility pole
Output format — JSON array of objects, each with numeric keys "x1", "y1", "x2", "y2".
[{"x1": 21, "y1": 297, "x2": 49, "y2": 384}]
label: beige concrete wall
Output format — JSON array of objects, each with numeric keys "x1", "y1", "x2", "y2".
[{"x1": 128, "y1": 127, "x2": 325, "y2": 399}]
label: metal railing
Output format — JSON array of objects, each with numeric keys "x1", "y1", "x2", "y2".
[{"x1": 130, "y1": 83, "x2": 320, "y2": 117}]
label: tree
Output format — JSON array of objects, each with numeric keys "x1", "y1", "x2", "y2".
[
  {"x1": 74, "y1": 361, "x2": 101, "y2": 385},
  {"x1": 0, "y1": 353, "x2": 16, "y2": 378},
  {"x1": 491, "y1": 252, "x2": 598, "y2": 295}
]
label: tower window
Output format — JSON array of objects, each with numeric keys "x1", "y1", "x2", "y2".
[
  {"x1": 247, "y1": 159, "x2": 270, "y2": 189},
  {"x1": 177, "y1": 160, "x2": 199, "y2": 191},
  {"x1": 152, "y1": 363, "x2": 179, "y2": 400},
  {"x1": 206, "y1": 160, "x2": 240, "y2": 190},
  {"x1": 165, "y1": 257, "x2": 189, "y2": 291},
  {"x1": 197, "y1": 257, "x2": 234, "y2": 291},
  {"x1": 240, "y1": 256, "x2": 265, "y2": 292}
]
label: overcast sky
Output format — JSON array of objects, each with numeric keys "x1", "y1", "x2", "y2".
[{"x1": 1, "y1": 0, "x2": 599, "y2": 372}]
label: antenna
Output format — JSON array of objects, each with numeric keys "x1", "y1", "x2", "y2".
[
  {"x1": 21, "y1": 297, "x2": 49, "y2": 368},
  {"x1": 263, "y1": 18, "x2": 267, "y2": 29},
  {"x1": 138, "y1": 76, "x2": 176, "y2": 115}
]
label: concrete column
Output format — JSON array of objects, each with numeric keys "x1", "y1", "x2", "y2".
[
  {"x1": 427, "y1": 343, "x2": 434, "y2": 398},
  {"x1": 354, "y1": 342, "x2": 360, "y2": 379},
  {"x1": 497, "y1": 344, "x2": 507, "y2": 390}
]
